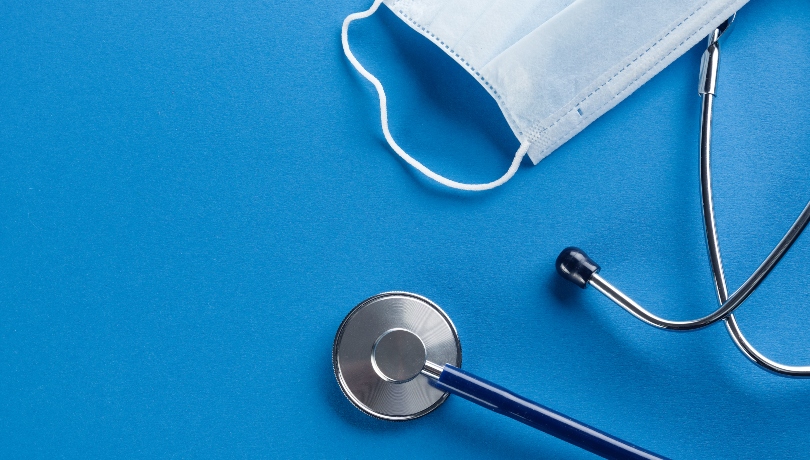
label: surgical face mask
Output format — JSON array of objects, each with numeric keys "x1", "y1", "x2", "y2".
[{"x1": 342, "y1": 0, "x2": 748, "y2": 191}]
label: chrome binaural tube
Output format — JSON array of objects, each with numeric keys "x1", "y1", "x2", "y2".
[
  {"x1": 557, "y1": 197, "x2": 808, "y2": 332},
  {"x1": 556, "y1": 17, "x2": 810, "y2": 374},
  {"x1": 697, "y1": 21, "x2": 810, "y2": 376}
]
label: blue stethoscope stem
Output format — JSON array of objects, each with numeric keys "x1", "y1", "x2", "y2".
[{"x1": 431, "y1": 364, "x2": 666, "y2": 460}]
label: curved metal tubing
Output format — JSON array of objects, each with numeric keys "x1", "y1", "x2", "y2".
[
  {"x1": 557, "y1": 19, "x2": 809, "y2": 374},
  {"x1": 586, "y1": 198, "x2": 809, "y2": 331},
  {"x1": 569, "y1": 20, "x2": 810, "y2": 340},
  {"x1": 725, "y1": 317, "x2": 810, "y2": 376},
  {"x1": 697, "y1": 39, "x2": 810, "y2": 375}
]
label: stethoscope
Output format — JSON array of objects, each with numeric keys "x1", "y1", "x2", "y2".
[
  {"x1": 333, "y1": 292, "x2": 666, "y2": 460},
  {"x1": 332, "y1": 18, "x2": 808, "y2": 460},
  {"x1": 556, "y1": 15, "x2": 810, "y2": 377}
]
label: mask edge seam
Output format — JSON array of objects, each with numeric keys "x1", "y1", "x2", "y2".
[{"x1": 525, "y1": 0, "x2": 743, "y2": 148}]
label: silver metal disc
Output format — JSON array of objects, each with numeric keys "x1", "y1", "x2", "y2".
[{"x1": 333, "y1": 292, "x2": 462, "y2": 421}]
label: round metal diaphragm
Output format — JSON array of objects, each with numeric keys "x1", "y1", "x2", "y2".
[{"x1": 333, "y1": 292, "x2": 462, "y2": 420}]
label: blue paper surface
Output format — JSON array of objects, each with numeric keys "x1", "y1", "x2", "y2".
[{"x1": 1, "y1": 0, "x2": 808, "y2": 458}]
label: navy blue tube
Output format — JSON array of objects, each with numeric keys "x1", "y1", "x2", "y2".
[{"x1": 435, "y1": 365, "x2": 666, "y2": 460}]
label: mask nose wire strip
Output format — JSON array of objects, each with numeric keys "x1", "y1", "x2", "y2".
[{"x1": 341, "y1": 0, "x2": 530, "y2": 192}]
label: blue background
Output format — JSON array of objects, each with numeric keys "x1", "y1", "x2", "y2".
[{"x1": 1, "y1": 0, "x2": 808, "y2": 458}]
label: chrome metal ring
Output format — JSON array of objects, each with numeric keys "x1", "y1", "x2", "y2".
[{"x1": 332, "y1": 292, "x2": 462, "y2": 420}]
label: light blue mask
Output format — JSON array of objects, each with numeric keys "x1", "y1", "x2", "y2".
[{"x1": 343, "y1": 0, "x2": 749, "y2": 190}]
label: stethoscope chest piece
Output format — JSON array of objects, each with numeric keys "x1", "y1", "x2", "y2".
[
  {"x1": 332, "y1": 292, "x2": 461, "y2": 420},
  {"x1": 333, "y1": 292, "x2": 666, "y2": 459}
]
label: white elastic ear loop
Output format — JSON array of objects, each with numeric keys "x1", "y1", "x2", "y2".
[{"x1": 341, "y1": 0, "x2": 530, "y2": 191}]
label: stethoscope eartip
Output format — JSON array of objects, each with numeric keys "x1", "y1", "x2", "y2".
[{"x1": 556, "y1": 247, "x2": 600, "y2": 288}]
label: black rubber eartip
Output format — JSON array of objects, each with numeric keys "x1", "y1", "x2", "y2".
[{"x1": 555, "y1": 247, "x2": 600, "y2": 289}]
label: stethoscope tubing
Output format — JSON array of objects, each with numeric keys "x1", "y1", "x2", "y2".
[
  {"x1": 557, "y1": 18, "x2": 810, "y2": 375},
  {"x1": 431, "y1": 364, "x2": 666, "y2": 460},
  {"x1": 700, "y1": 85, "x2": 810, "y2": 376},
  {"x1": 585, "y1": 193, "x2": 809, "y2": 331}
]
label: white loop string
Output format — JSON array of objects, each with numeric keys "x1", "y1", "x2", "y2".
[{"x1": 341, "y1": 0, "x2": 529, "y2": 191}]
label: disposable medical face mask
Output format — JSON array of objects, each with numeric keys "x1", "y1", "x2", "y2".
[{"x1": 342, "y1": 0, "x2": 749, "y2": 191}]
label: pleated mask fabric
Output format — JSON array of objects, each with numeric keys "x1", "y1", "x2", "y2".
[{"x1": 342, "y1": 0, "x2": 748, "y2": 191}]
